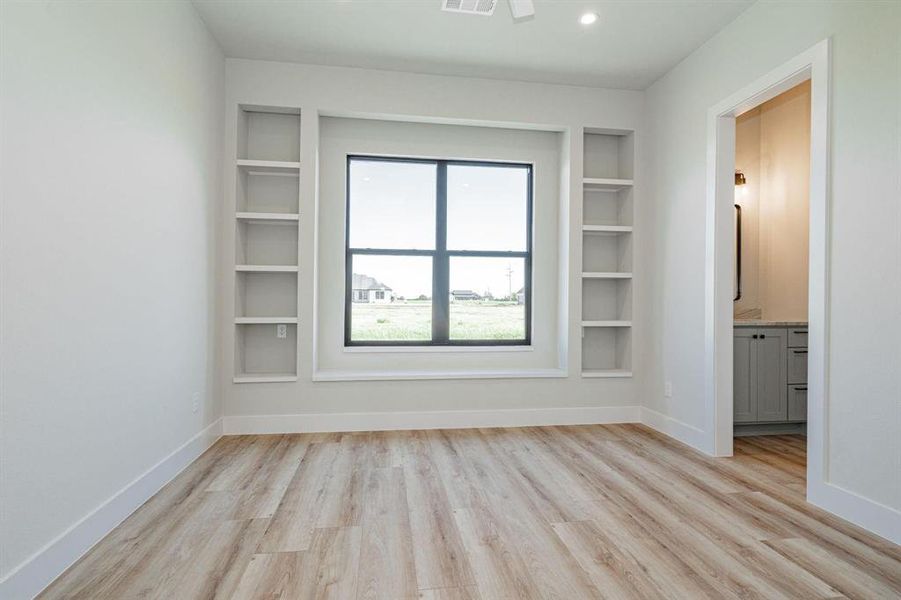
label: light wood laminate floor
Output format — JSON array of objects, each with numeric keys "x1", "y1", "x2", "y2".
[{"x1": 41, "y1": 426, "x2": 901, "y2": 599}]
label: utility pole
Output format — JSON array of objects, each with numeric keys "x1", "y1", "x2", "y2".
[{"x1": 505, "y1": 263, "x2": 513, "y2": 299}]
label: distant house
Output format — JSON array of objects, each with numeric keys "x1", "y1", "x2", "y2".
[
  {"x1": 352, "y1": 273, "x2": 394, "y2": 304},
  {"x1": 450, "y1": 289, "x2": 481, "y2": 302},
  {"x1": 516, "y1": 287, "x2": 525, "y2": 305}
]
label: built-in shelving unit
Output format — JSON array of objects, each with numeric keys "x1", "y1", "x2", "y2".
[
  {"x1": 233, "y1": 105, "x2": 301, "y2": 383},
  {"x1": 581, "y1": 128, "x2": 634, "y2": 378}
]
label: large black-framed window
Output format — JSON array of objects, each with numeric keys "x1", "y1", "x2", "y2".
[{"x1": 345, "y1": 155, "x2": 533, "y2": 346}]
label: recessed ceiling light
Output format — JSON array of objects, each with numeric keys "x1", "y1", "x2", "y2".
[{"x1": 579, "y1": 12, "x2": 598, "y2": 25}]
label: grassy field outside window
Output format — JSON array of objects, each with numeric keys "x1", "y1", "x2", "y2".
[{"x1": 351, "y1": 300, "x2": 524, "y2": 341}]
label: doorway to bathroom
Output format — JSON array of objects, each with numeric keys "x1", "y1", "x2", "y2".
[
  {"x1": 732, "y1": 79, "x2": 810, "y2": 437},
  {"x1": 731, "y1": 80, "x2": 811, "y2": 484},
  {"x1": 703, "y1": 39, "x2": 829, "y2": 505}
]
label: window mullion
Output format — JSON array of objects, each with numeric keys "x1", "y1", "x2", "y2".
[{"x1": 433, "y1": 162, "x2": 450, "y2": 343}]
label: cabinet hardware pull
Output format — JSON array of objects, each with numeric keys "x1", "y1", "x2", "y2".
[
  {"x1": 793, "y1": 350, "x2": 808, "y2": 354},
  {"x1": 752, "y1": 334, "x2": 758, "y2": 339},
  {"x1": 793, "y1": 330, "x2": 807, "y2": 334},
  {"x1": 759, "y1": 334, "x2": 766, "y2": 339},
  {"x1": 796, "y1": 387, "x2": 807, "y2": 391}
]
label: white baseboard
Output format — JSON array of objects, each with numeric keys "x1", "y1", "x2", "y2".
[
  {"x1": 639, "y1": 407, "x2": 708, "y2": 452},
  {"x1": 223, "y1": 406, "x2": 641, "y2": 435},
  {"x1": 808, "y1": 480, "x2": 901, "y2": 546},
  {"x1": 0, "y1": 418, "x2": 223, "y2": 600}
]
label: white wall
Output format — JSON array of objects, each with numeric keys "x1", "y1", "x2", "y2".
[
  {"x1": 645, "y1": 0, "x2": 900, "y2": 514},
  {"x1": 735, "y1": 81, "x2": 811, "y2": 321},
  {"x1": 0, "y1": 0, "x2": 224, "y2": 592},
  {"x1": 758, "y1": 82, "x2": 811, "y2": 321},
  {"x1": 222, "y1": 59, "x2": 646, "y2": 424}
]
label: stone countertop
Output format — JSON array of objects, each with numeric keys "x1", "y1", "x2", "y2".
[{"x1": 734, "y1": 320, "x2": 808, "y2": 328}]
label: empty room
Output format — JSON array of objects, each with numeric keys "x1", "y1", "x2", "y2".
[{"x1": 2, "y1": 1, "x2": 899, "y2": 598}]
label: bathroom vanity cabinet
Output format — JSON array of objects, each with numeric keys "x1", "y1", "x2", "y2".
[{"x1": 733, "y1": 323, "x2": 807, "y2": 425}]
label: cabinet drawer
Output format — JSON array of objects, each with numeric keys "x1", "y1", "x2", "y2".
[
  {"x1": 788, "y1": 349, "x2": 808, "y2": 384},
  {"x1": 788, "y1": 385, "x2": 807, "y2": 422},
  {"x1": 788, "y1": 328, "x2": 808, "y2": 348}
]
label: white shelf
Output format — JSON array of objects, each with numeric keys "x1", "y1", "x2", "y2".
[
  {"x1": 583, "y1": 178, "x2": 633, "y2": 191},
  {"x1": 235, "y1": 265, "x2": 298, "y2": 272},
  {"x1": 582, "y1": 272, "x2": 633, "y2": 279},
  {"x1": 236, "y1": 159, "x2": 300, "y2": 176},
  {"x1": 235, "y1": 317, "x2": 298, "y2": 324},
  {"x1": 582, "y1": 225, "x2": 632, "y2": 235},
  {"x1": 233, "y1": 373, "x2": 298, "y2": 384},
  {"x1": 581, "y1": 320, "x2": 632, "y2": 328},
  {"x1": 581, "y1": 369, "x2": 633, "y2": 379},
  {"x1": 237, "y1": 158, "x2": 300, "y2": 169},
  {"x1": 236, "y1": 212, "x2": 299, "y2": 222}
]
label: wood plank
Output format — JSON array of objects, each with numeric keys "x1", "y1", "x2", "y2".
[
  {"x1": 357, "y1": 467, "x2": 417, "y2": 600},
  {"x1": 99, "y1": 490, "x2": 241, "y2": 598},
  {"x1": 215, "y1": 434, "x2": 309, "y2": 520},
  {"x1": 403, "y1": 431, "x2": 475, "y2": 590},
  {"x1": 315, "y1": 432, "x2": 371, "y2": 528},
  {"x1": 232, "y1": 527, "x2": 361, "y2": 599},
  {"x1": 544, "y1": 432, "x2": 784, "y2": 598},
  {"x1": 448, "y1": 429, "x2": 601, "y2": 599},
  {"x1": 479, "y1": 427, "x2": 595, "y2": 523},
  {"x1": 453, "y1": 507, "x2": 543, "y2": 599},
  {"x1": 228, "y1": 551, "x2": 308, "y2": 599},
  {"x1": 156, "y1": 517, "x2": 270, "y2": 600},
  {"x1": 256, "y1": 441, "x2": 342, "y2": 552},
  {"x1": 551, "y1": 520, "x2": 668, "y2": 600},
  {"x1": 40, "y1": 483, "x2": 233, "y2": 599},
  {"x1": 765, "y1": 537, "x2": 900, "y2": 599},
  {"x1": 371, "y1": 430, "x2": 408, "y2": 468},
  {"x1": 426, "y1": 429, "x2": 486, "y2": 510},
  {"x1": 416, "y1": 586, "x2": 482, "y2": 600},
  {"x1": 734, "y1": 491, "x2": 901, "y2": 586}
]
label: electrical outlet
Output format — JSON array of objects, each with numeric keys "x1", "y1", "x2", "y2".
[
  {"x1": 191, "y1": 391, "x2": 200, "y2": 413},
  {"x1": 277, "y1": 324, "x2": 288, "y2": 339},
  {"x1": 664, "y1": 381, "x2": 673, "y2": 398}
]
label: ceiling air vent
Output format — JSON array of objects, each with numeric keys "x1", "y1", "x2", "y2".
[{"x1": 442, "y1": 0, "x2": 497, "y2": 16}]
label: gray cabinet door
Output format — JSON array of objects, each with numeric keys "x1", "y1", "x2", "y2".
[
  {"x1": 733, "y1": 328, "x2": 757, "y2": 423},
  {"x1": 756, "y1": 328, "x2": 788, "y2": 422},
  {"x1": 788, "y1": 385, "x2": 808, "y2": 422}
]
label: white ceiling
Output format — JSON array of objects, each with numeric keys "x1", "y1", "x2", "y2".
[{"x1": 192, "y1": 0, "x2": 753, "y2": 90}]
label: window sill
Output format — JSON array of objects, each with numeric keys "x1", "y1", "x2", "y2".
[
  {"x1": 343, "y1": 345, "x2": 534, "y2": 354},
  {"x1": 312, "y1": 368, "x2": 566, "y2": 382}
]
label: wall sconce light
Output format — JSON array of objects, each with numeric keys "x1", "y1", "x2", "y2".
[{"x1": 735, "y1": 171, "x2": 747, "y2": 186}]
